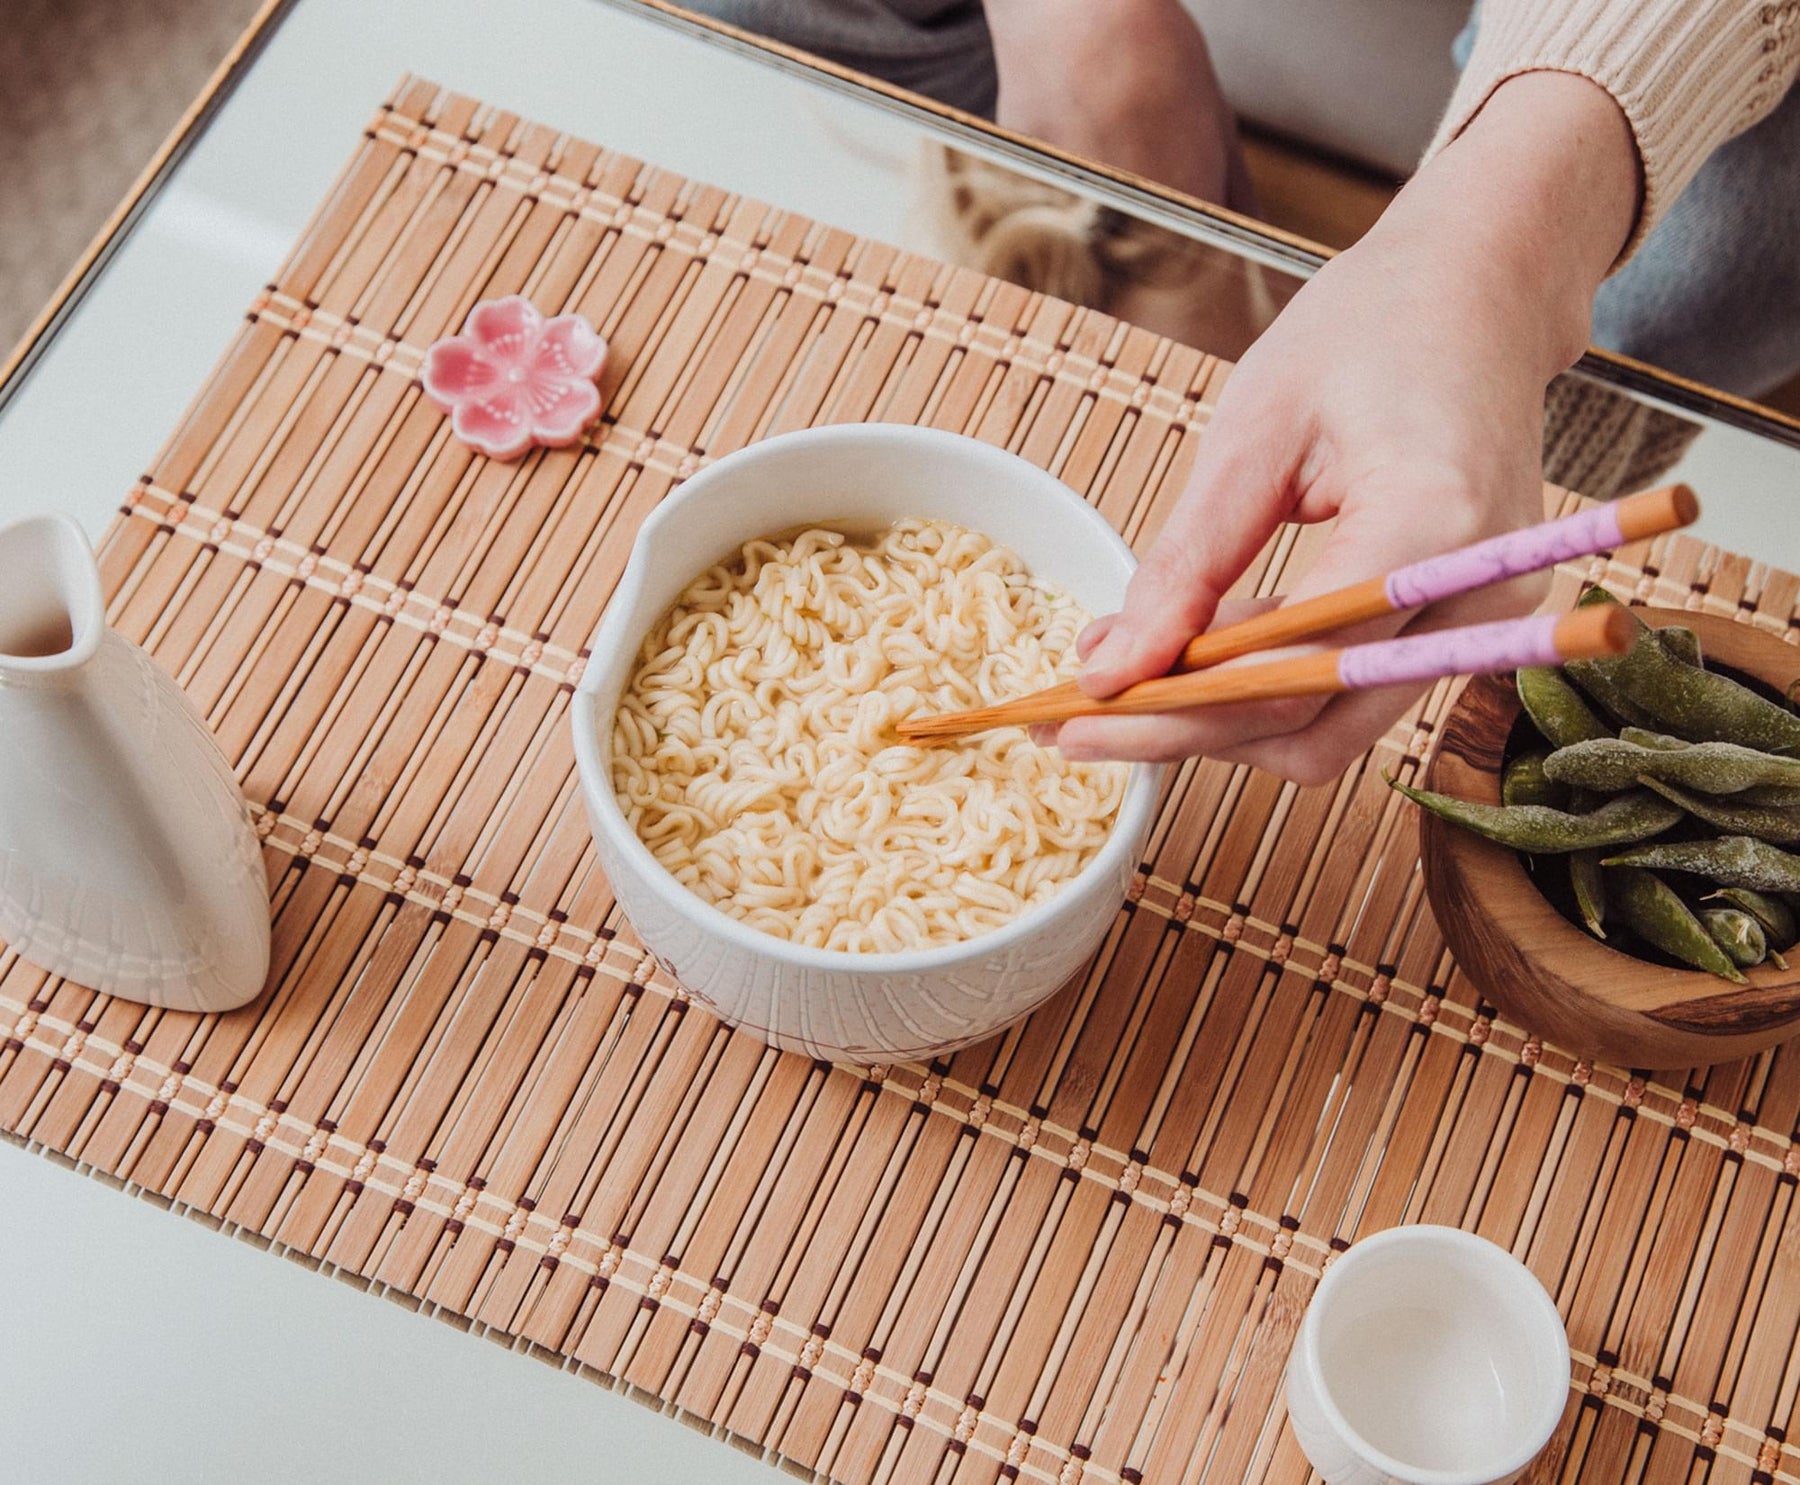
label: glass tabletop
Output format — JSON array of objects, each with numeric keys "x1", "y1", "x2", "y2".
[
  {"x1": 3, "y1": 0, "x2": 1796, "y2": 572},
  {"x1": 1, "y1": 4, "x2": 1796, "y2": 1477}
]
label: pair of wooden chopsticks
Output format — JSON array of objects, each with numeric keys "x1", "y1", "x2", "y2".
[{"x1": 897, "y1": 484, "x2": 1698, "y2": 742}]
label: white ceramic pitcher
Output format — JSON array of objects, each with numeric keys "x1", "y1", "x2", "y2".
[{"x1": 0, "y1": 514, "x2": 270, "y2": 1013}]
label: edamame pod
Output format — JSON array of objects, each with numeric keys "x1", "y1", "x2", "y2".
[
  {"x1": 1703, "y1": 887, "x2": 1798, "y2": 950},
  {"x1": 1517, "y1": 667, "x2": 1610, "y2": 747},
  {"x1": 1389, "y1": 778, "x2": 1681, "y2": 853},
  {"x1": 1502, "y1": 752, "x2": 1569, "y2": 809},
  {"x1": 1565, "y1": 586, "x2": 1800, "y2": 751},
  {"x1": 1612, "y1": 634, "x2": 1800, "y2": 755},
  {"x1": 1576, "y1": 585, "x2": 1627, "y2": 614},
  {"x1": 1602, "y1": 836, "x2": 1800, "y2": 893},
  {"x1": 1741, "y1": 784, "x2": 1800, "y2": 809},
  {"x1": 1609, "y1": 866, "x2": 1746, "y2": 982},
  {"x1": 1570, "y1": 585, "x2": 1698, "y2": 667},
  {"x1": 1563, "y1": 589, "x2": 1664, "y2": 728},
  {"x1": 1658, "y1": 626, "x2": 1704, "y2": 668},
  {"x1": 1637, "y1": 776, "x2": 1800, "y2": 844},
  {"x1": 1698, "y1": 907, "x2": 1768, "y2": 969},
  {"x1": 1618, "y1": 727, "x2": 1690, "y2": 751},
  {"x1": 1570, "y1": 849, "x2": 1607, "y2": 938},
  {"x1": 1563, "y1": 655, "x2": 1662, "y2": 730},
  {"x1": 1542, "y1": 738, "x2": 1800, "y2": 794}
]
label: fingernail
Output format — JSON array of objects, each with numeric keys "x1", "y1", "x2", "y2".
[{"x1": 1027, "y1": 724, "x2": 1057, "y2": 747}]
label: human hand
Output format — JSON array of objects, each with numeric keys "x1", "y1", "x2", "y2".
[{"x1": 1046, "y1": 73, "x2": 1641, "y2": 783}]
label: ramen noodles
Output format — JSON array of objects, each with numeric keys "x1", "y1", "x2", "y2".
[{"x1": 610, "y1": 520, "x2": 1128, "y2": 952}]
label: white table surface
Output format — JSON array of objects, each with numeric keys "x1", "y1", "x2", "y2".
[
  {"x1": 0, "y1": 1139, "x2": 777, "y2": 1484},
  {"x1": 2, "y1": 4, "x2": 1798, "y2": 1480}
]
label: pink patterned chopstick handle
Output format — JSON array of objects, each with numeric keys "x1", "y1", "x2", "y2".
[
  {"x1": 1337, "y1": 613, "x2": 1564, "y2": 690},
  {"x1": 1383, "y1": 504, "x2": 1627, "y2": 611}
]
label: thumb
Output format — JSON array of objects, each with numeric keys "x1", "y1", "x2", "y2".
[{"x1": 1080, "y1": 432, "x2": 1299, "y2": 698}]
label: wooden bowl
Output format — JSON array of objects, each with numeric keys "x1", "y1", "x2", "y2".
[{"x1": 1421, "y1": 607, "x2": 1800, "y2": 1069}]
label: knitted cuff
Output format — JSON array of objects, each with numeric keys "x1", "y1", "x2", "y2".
[{"x1": 1425, "y1": 0, "x2": 1800, "y2": 263}]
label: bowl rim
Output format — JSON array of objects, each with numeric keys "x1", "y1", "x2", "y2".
[{"x1": 570, "y1": 422, "x2": 1165, "y2": 973}]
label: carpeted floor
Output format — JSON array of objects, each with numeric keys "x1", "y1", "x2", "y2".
[{"x1": 0, "y1": 0, "x2": 262, "y2": 359}]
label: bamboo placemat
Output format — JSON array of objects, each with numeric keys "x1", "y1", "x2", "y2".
[{"x1": 6, "y1": 76, "x2": 1800, "y2": 1485}]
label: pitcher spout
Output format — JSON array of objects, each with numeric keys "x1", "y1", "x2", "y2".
[{"x1": 0, "y1": 514, "x2": 105, "y2": 682}]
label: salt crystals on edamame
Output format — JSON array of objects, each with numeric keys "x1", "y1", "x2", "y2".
[
  {"x1": 1389, "y1": 780, "x2": 1682, "y2": 853},
  {"x1": 1541, "y1": 738, "x2": 1800, "y2": 794},
  {"x1": 1601, "y1": 836, "x2": 1800, "y2": 894}
]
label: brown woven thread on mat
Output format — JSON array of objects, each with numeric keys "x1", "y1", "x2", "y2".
[{"x1": 5, "y1": 75, "x2": 1800, "y2": 1484}]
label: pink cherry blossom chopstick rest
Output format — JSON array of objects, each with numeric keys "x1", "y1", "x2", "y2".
[{"x1": 422, "y1": 295, "x2": 608, "y2": 461}]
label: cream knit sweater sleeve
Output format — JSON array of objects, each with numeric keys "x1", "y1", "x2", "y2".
[{"x1": 1429, "y1": 0, "x2": 1800, "y2": 258}]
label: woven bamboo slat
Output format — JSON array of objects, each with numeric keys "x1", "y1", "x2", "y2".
[{"x1": 6, "y1": 76, "x2": 1800, "y2": 1485}]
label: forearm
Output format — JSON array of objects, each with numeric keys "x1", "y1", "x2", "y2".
[
  {"x1": 1432, "y1": 0, "x2": 1800, "y2": 258},
  {"x1": 1375, "y1": 71, "x2": 1639, "y2": 382}
]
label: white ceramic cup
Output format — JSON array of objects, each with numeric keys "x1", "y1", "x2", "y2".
[
  {"x1": 570, "y1": 424, "x2": 1165, "y2": 1064},
  {"x1": 1286, "y1": 1226, "x2": 1570, "y2": 1485}
]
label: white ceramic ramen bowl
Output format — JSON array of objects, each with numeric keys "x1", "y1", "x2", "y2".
[{"x1": 571, "y1": 423, "x2": 1164, "y2": 1063}]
